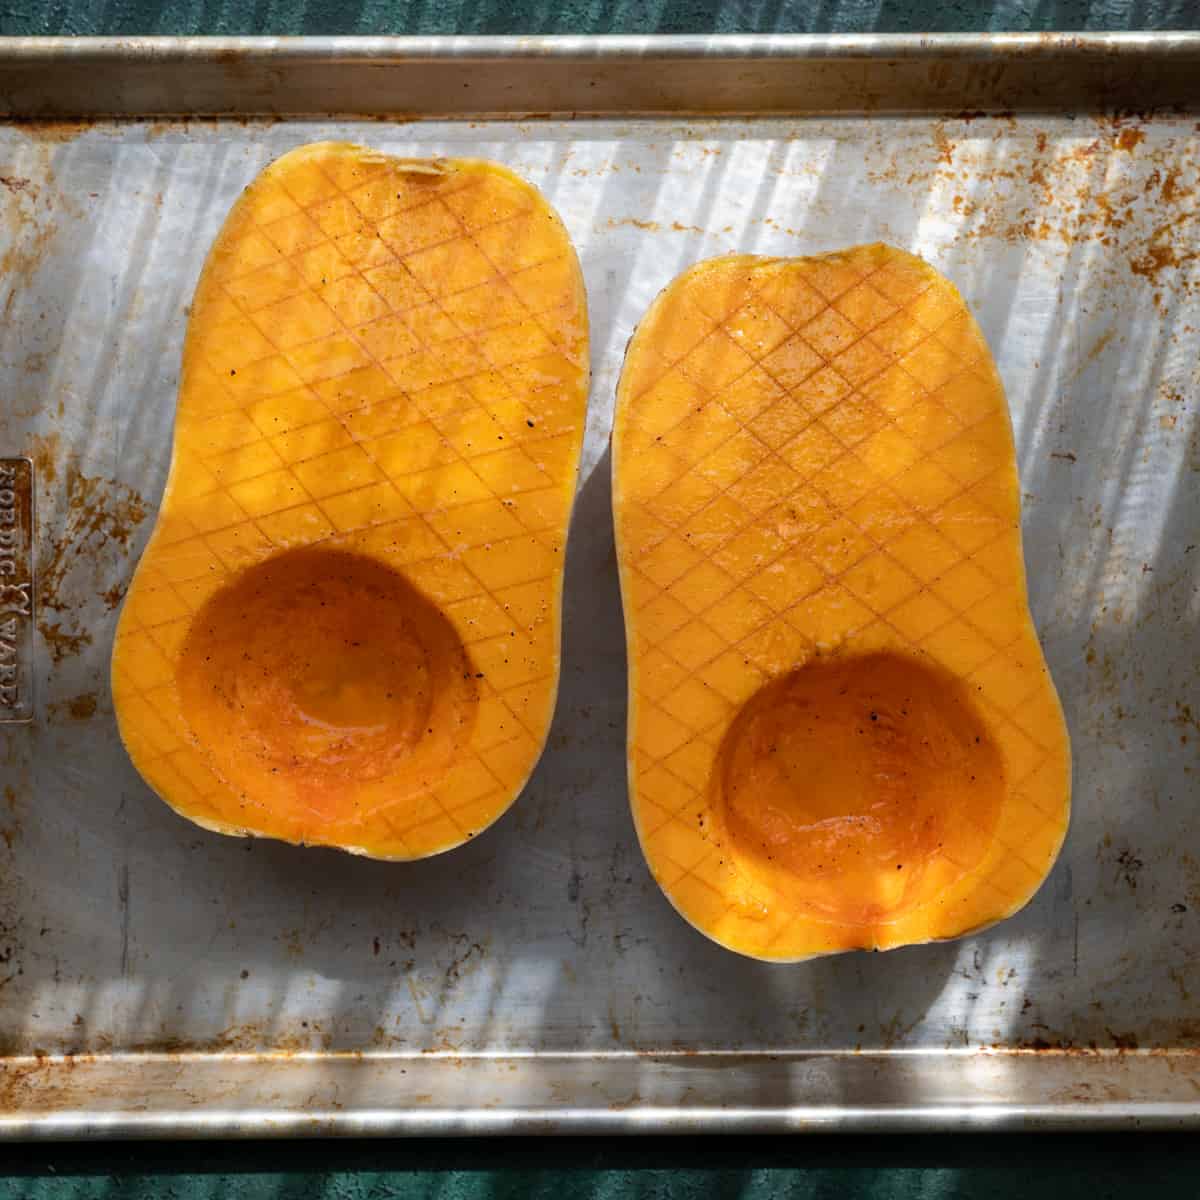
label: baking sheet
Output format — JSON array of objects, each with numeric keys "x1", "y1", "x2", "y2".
[{"x1": 0, "y1": 48, "x2": 1197, "y2": 1133}]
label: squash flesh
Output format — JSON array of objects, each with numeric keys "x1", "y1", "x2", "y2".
[
  {"x1": 613, "y1": 245, "x2": 1070, "y2": 961},
  {"x1": 112, "y1": 142, "x2": 589, "y2": 859}
]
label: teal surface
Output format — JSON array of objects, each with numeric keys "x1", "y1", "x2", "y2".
[
  {"x1": 2, "y1": 1134, "x2": 1200, "y2": 1197},
  {"x1": 0, "y1": 0, "x2": 1195, "y2": 36},
  {"x1": 2, "y1": 0, "x2": 1199, "y2": 1193}
]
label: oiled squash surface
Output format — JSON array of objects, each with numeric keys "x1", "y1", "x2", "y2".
[
  {"x1": 613, "y1": 245, "x2": 1070, "y2": 960},
  {"x1": 113, "y1": 142, "x2": 589, "y2": 859}
]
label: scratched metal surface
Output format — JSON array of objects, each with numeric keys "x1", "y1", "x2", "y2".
[{"x1": 0, "y1": 101, "x2": 1197, "y2": 1126}]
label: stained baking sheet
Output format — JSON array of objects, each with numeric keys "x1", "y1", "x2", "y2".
[{"x1": 0, "y1": 37, "x2": 1198, "y2": 1135}]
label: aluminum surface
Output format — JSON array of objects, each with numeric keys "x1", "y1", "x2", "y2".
[{"x1": 0, "y1": 39, "x2": 1197, "y2": 1135}]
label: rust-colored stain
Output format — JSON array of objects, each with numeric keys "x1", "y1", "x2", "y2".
[
  {"x1": 33, "y1": 436, "x2": 147, "y2": 665},
  {"x1": 1173, "y1": 702, "x2": 1199, "y2": 747},
  {"x1": 15, "y1": 121, "x2": 89, "y2": 145},
  {"x1": 1081, "y1": 328, "x2": 1116, "y2": 368},
  {"x1": 1107, "y1": 1029, "x2": 1141, "y2": 1051},
  {"x1": 1007, "y1": 1031, "x2": 1200, "y2": 1055},
  {"x1": 28, "y1": 433, "x2": 59, "y2": 486},
  {"x1": 864, "y1": 114, "x2": 1199, "y2": 299},
  {"x1": 46, "y1": 692, "x2": 98, "y2": 722},
  {"x1": 1130, "y1": 239, "x2": 1196, "y2": 281},
  {"x1": 606, "y1": 216, "x2": 661, "y2": 232},
  {"x1": 1116, "y1": 848, "x2": 1145, "y2": 892},
  {"x1": 932, "y1": 126, "x2": 955, "y2": 165},
  {"x1": 443, "y1": 936, "x2": 489, "y2": 987},
  {"x1": 1160, "y1": 169, "x2": 1183, "y2": 204},
  {"x1": 0, "y1": 151, "x2": 59, "y2": 325},
  {"x1": 0, "y1": 786, "x2": 18, "y2": 852},
  {"x1": 279, "y1": 929, "x2": 305, "y2": 961},
  {"x1": 99, "y1": 581, "x2": 127, "y2": 612},
  {"x1": 879, "y1": 1010, "x2": 922, "y2": 1050},
  {"x1": 36, "y1": 622, "x2": 91, "y2": 664}
]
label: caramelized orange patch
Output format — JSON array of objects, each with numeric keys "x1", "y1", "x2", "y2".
[
  {"x1": 714, "y1": 652, "x2": 1004, "y2": 927},
  {"x1": 176, "y1": 548, "x2": 478, "y2": 828}
]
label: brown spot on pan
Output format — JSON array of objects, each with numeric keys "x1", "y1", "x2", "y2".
[
  {"x1": 0, "y1": 786, "x2": 19, "y2": 852},
  {"x1": 1159, "y1": 168, "x2": 1183, "y2": 203},
  {"x1": 1116, "y1": 848, "x2": 1145, "y2": 892},
  {"x1": 100, "y1": 581, "x2": 128, "y2": 612},
  {"x1": 606, "y1": 216, "x2": 661, "y2": 232},
  {"x1": 36, "y1": 622, "x2": 92, "y2": 665},
  {"x1": 28, "y1": 433, "x2": 59, "y2": 486},
  {"x1": 1130, "y1": 239, "x2": 1197, "y2": 281},
  {"x1": 32, "y1": 436, "x2": 147, "y2": 664},
  {"x1": 46, "y1": 692, "x2": 98, "y2": 722},
  {"x1": 12, "y1": 121, "x2": 89, "y2": 145},
  {"x1": 932, "y1": 126, "x2": 954, "y2": 165}
]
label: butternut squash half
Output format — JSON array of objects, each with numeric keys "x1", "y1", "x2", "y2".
[
  {"x1": 112, "y1": 142, "x2": 589, "y2": 859},
  {"x1": 613, "y1": 245, "x2": 1070, "y2": 961}
]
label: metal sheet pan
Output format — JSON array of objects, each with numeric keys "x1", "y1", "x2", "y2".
[{"x1": 0, "y1": 35, "x2": 1197, "y2": 1137}]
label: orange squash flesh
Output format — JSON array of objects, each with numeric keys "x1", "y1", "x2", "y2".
[
  {"x1": 112, "y1": 142, "x2": 589, "y2": 859},
  {"x1": 613, "y1": 245, "x2": 1070, "y2": 961}
]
